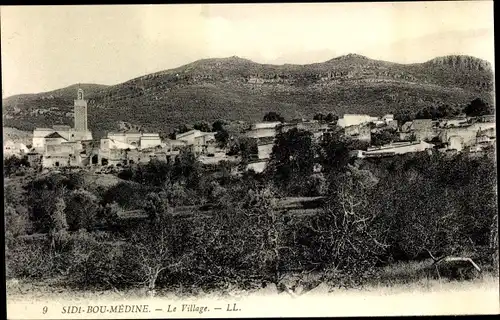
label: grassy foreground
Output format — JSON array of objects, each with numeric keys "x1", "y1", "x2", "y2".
[{"x1": 7, "y1": 266, "x2": 499, "y2": 301}]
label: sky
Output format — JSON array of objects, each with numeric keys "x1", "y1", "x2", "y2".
[{"x1": 1, "y1": 2, "x2": 495, "y2": 98}]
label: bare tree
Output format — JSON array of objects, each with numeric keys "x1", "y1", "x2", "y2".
[
  {"x1": 130, "y1": 192, "x2": 192, "y2": 296},
  {"x1": 424, "y1": 248, "x2": 482, "y2": 280},
  {"x1": 131, "y1": 229, "x2": 191, "y2": 295},
  {"x1": 308, "y1": 165, "x2": 388, "y2": 276},
  {"x1": 49, "y1": 197, "x2": 68, "y2": 252}
]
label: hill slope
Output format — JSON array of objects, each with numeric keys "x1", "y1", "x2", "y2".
[{"x1": 2, "y1": 54, "x2": 494, "y2": 138}]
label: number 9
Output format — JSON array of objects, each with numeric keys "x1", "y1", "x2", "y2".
[{"x1": 42, "y1": 306, "x2": 48, "y2": 314}]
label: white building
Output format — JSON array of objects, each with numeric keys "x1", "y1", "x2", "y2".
[
  {"x1": 175, "y1": 130, "x2": 216, "y2": 154},
  {"x1": 337, "y1": 114, "x2": 379, "y2": 128},
  {"x1": 33, "y1": 128, "x2": 56, "y2": 152},
  {"x1": 382, "y1": 114, "x2": 394, "y2": 122},
  {"x1": 448, "y1": 136, "x2": 465, "y2": 152},
  {"x1": 356, "y1": 141, "x2": 435, "y2": 158},
  {"x1": 439, "y1": 122, "x2": 496, "y2": 146},
  {"x1": 257, "y1": 143, "x2": 274, "y2": 160},
  {"x1": 100, "y1": 138, "x2": 137, "y2": 151},
  {"x1": 140, "y1": 133, "x2": 162, "y2": 149},
  {"x1": 251, "y1": 122, "x2": 282, "y2": 130},
  {"x1": 176, "y1": 130, "x2": 206, "y2": 145},
  {"x1": 247, "y1": 160, "x2": 267, "y2": 173},
  {"x1": 103, "y1": 132, "x2": 161, "y2": 150},
  {"x1": 32, "y1": 89, "x2": 93, "y2": 153},
  {"x1": 107, "y1": 132, "x2": 142, "y2": 147}
]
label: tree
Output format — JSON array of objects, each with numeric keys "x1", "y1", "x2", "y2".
[
  {"x1": 48, "y1": 198, "x2": 69, "y2": 252},
  {"x1": 371, "y1": 129, "x2": 398, "y2": 147},
  {"x1": 65, "y1": 189, "x2": 99, "y2": 231},
  {"x1": 415, "y1": 104, "x2": 461, "y2": 120},
  {"x1": 308, "y1": 165, "x2": 388, "y2": 280},
  {"x1": 189, "y1": 185, "x2": 287, "y2": 287},
  {"x1": 172, "y1": 124, "x2": 192, "y2": 138},
  {"x1": 143, "y1": 192, "x2": 169, "y2": 221},
  {"x1": 313, "y1": 113, "x2": 325, "y2": 121},
  {"x1": 324, "y1": 113, "x2": 338, "y2": 123},
  {"x1": 193, "y1": 121, "x2": 211, "y2": 132},
  {"x1": 314, "y1": 113, "x2": 338, "y2": 123},
  {"x1": 3, "y1": 155, "x2": 30, "y2": 176},
  {"x1": 25, "y1": 175, "x2": 71, "y2": 233},
  {"x1": 227, "y1": 136, "x2": 258, "y2": 164},
  {"x1": 394, "y1": 109, "x2": 414, "y2": 126},
  {"x1": 464, "y1": 98, "x2": 494, "y2": 117},
  {"x1": 318, "y1": 128, "x2": 352, "y2": 178},
  {"x1": 131, "y1": 193, "x2": 191, "y2": 295},
  {"x1": 263, "y1": 111, "x2": 285, "y2": 123},
  {"x1": 266, "y1": 128, "x2": 318, "y2": 196},
  {"x1": 4, "y1": 204, "x2": 29, "y2": 237},
  {"x1": 215, "y1": 129, "x2": 230, "y2": 148},
  {"x1": 212, "y1": 119, "x2": 227, "y2": 132},
  {"x1": 100, "y1": 202, "x2": 121, "y2": 228},
  {"x1": 172, "y1": 151, "x2": 202, "y2": 190}
]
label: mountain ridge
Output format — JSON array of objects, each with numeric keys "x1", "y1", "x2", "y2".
[
  {"x1": 3, "y1": 54, "x2": 492, "y2": 99},
  {"x1": 3, "y1": 53, "x2": 494, "y2": 138}
]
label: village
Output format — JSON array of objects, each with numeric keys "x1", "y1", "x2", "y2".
[{"x1": 3, "y1": 88, "x2": 497, "y2": 174}]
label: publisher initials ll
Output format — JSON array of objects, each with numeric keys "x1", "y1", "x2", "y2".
[{"x1": 227, "y1": 303, "x2": 240, "y2": 312}]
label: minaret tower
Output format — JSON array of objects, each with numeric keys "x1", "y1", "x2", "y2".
[{"x1": 74, "y1": 87, "x2": 88, "y2": 133}]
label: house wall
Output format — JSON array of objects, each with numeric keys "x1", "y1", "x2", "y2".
[
  {"x1": 245, "y1": 128, "x2": 277, "y2": 139},
  {"x1": 365, "y1": 141, "x2": 433, "y2": 156},
  {"x1": 386, "y1": 120, "x2": 398, "y2": 129},
  {"x1": 338, "y1": 114, "x2": 378, "y2": 128},
  {"x1": 448, "y1": 136, "x2": 464, "y2": 151},
  {"x1": 247, "y1": 160, "x2": 267, "y2": 173},
  {"x1": 252, "y1": 122, "x2": 281, "y2": 130},
  {"x1": 46, "y1": 143, "x2": 78, "y2": 155},
  {"x1": 45, "y1": 137, "x2": 67, "y2": 146},
  {"x1": 176, "y1": 130, "x2": 203, "y2": 145},
  {"x1": 33, "y1": 128, "x2": 55, "y2": 151},
  {"x1": 99, "y1": 148, "x2": 127, "y2": 165},
  {"x1": 140, "y1": 136, "x2": 162, "y2": 149},
  {"x1": 414, "y1": 128, "x2": 438, "y2": 141},
  {"x1": 345, "y1": 124, "x2": 371, "y2": 142},
  {"x1": 42, "y1": 153, "x2": 82, "y2": 168},
  {"x1": 193, "y1": 133, "x2": 216, "y2": 154},
  {"x1": 108, "y1": 132, "x2": 142, "y2": 146},
  {"x1": 27, "y1": 153, "x2": 43, "y2": 167},
  {"x1": 440, "y1": 122, "x2": 495, "y2": 146},
  {"x1": 71, "y1": 130, "x2": 93, "y2": 141},
  {"x1": 257, "y1": 143, "x2": 274, "y2": 160},
  {"x1": 42, "y1": 155, "x2": 70, "y2": 168}
]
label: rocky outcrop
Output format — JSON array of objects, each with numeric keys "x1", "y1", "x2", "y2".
[{"x1": 426, "y1": 55, "x2": 492, "y2": 72}]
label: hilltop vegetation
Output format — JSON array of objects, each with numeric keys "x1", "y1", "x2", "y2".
[{"x1": 2, "y1": 54, "x2": 494, "y2": 138}]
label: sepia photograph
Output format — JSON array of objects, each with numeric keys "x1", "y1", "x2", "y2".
[{"x1": 2, "y1": 2, "x2": 498, "y2": 318}]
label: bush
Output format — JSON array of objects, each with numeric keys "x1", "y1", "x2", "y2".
[
  {"x1": 66, "y1": 230, "x2": 127, "y2": 289},
  {"x1": 65, "y1": 189, "x2": 100, "y2": 231},
  {"x1": 4, "y1": 155, "x2": 30, "y2": 176},
  {"x1": 4, "y1": 205, "x2": 30, "y2": 237},
  {"x1": 6, "y1": 237, "x2": 54, "y2": 279}
]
